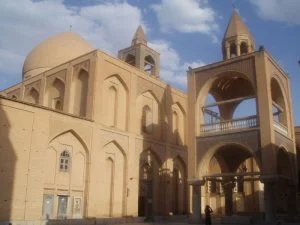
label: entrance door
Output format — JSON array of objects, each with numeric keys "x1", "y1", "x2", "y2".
[
  {"x1": 57, "y1": 196, "x2": 68, "y2": 219},
  {"x1": 42, "y1": 194, "x2": 53, "y2": 219}
]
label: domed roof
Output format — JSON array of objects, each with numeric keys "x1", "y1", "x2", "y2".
[{"x1": 22, "y1": 32, "x2": 93, "y2": 80}]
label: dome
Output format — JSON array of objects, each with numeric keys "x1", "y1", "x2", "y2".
[{"x1": 22, "y1": 32, "x2": 93, "y2": 80}]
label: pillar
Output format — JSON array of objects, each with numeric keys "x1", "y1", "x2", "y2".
[
  {"x1": 263, "y1": 180, "x2": 276, "y2": 223},
  {"x1": 189, "y1": 181, "x2": 205, "y2": 223},
  {"x1": 226, "y1": 46, "x2": 230, "y2": 60},
  {"x1": 222, "y1": 181, "x2": 235, "y2": 216},
  {"x1": 236, "y1": 40, "x2": 241, "y2": 57},
  {"x1": 287, "y1": 183, "x2": 297, "y2": 217}
]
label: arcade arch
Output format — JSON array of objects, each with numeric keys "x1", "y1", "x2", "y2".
[
  {"x1": 198, "y1": 72, "x2": 256, "y2": 134},
  {"x1": 198, "y1": 143, "x2": 261, "y2": 216}
]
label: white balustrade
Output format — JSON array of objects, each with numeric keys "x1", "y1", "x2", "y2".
[
  {"x1": 273, "y1": 120, "x2": 288, "y2": 136},
  {"x1": 201, "y1": 116, "x2": 258, "y2": 133}
]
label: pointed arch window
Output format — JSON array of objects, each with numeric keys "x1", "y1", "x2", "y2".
[
  {"x1": 125, "y1": 54, "x2": 136, "y2": 66},
  {"x1": 51, "y1": 78, "x2": 65, "y2": 111},
  {"x1": 142, "y1": 105, "x2": 152, "y2": 133},
  {"x1": 144, "y1": 55, "x2": 155, "y2": 75},
  {"x1": 60, "y1": 151, "x2": 70, "y2": 172},
  {"x1": 29, "y1": 88, "x2": 39, "y2": 104},
  {"x1": 173, "y1": 111, "x2": 179, "y2": 144},
  {"x1": 75, "y1": 69, "x2": 89, "y2": 117},
  {"x1": 240, "y1": 42, "x2": 248, "y2": 55},
  {"x1": 230, "y1": 43, "x2": 237, "y2": 58},
  {"x1": 108, "y1": 86, "x2": 118, "y2": 127}
]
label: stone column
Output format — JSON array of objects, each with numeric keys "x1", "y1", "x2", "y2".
[
  {"x1": 222, "y1": 181, "x2": 235, "y2": 216},
  {"x1": 262, "y1": 178, "x2": 277, "y2": 223},
  {"x1": 189, "y1": 181, "x2": 205, "y2": 223},
  {"x1": 236, "y1": 40, "x2": 241, "y2": 57},
  {"x1": 226, "y1": 46, "x2": 230, "y2": 59},
  {"x1": 287, "y1": 183, "x2": 297, "y2": 217}
]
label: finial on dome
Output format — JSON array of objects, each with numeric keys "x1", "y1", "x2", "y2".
[{"x1": 131, "y1": 25, "x2": 147, "y2": 46}]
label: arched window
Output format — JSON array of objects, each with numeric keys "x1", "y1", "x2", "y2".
[
  {"x1": 240, "y1": 42, "x2": 248, "y2": 55},
  {"x1": 51, "y1": 78, "x2": 65, "y2": 111},
  {"x1": 144, "y1": 55, "x2": 155, "y2": 75},
  {"x1": 271, "y1": 78, "x2": 287, "y2": 126},
  {"x1": 29, "y1": 88, "x2": 39, "y2": 104},
  {"x1": 142, "y1": 105, "x2": 152, "y2": 133},
  {"x1": 60, "y1": 151, "x2": 70, "y2": 172},
  {"x1": 75, "y1": 69, "x2": 89, "y2": 117},
  {"x1": 230, "y1": 43, "x2": 237, "y2": 58},
  {"x1": 108, "y1": 86, "x2": 118, "y2": 127},
  {"x1": 125, "y1": 54, "x2": 136, "y2": 66},
  {"x1": 55, "y1": 100, "x2": 61, "y2": 110},
  {"x1": 173, "y1": 111, "x2": 179, "y2": 144}
]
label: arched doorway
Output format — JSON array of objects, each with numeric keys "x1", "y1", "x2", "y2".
[
  {"x1": 172, "y1": 156, "x2": 187, "y2": 214},
  {"x1": 276, "y1": 147, "x2": 293, "y2": 214},
  {"x1": 138, "y1": 150, "x2": 162, "y2": 218},
  {"x1": 200, "y1": 144, "x2": 261, "y2": 217}
]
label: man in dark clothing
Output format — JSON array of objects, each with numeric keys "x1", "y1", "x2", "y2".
[{"x1": 205, "y1": 205, "x2": 213, "y2": 225}]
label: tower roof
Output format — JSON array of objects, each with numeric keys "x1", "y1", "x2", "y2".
[
  {"x1": 224, "y1": 9, "x2": 253, "y2": 40},
  {"x1": 131, "y1": 25, "x2": 147, "y2": 46}
]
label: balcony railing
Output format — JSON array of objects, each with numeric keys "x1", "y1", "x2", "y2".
[
  {"x1": 273, "y1": 120, "x2": 288, "y2": 136},
  {"x1": 201, "y1": 116, "x2": 258, "y2": 133}
]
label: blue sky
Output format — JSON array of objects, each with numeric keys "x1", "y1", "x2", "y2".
[{"x1": 0, "y1": 0, "x2": 299, "y2": 124}]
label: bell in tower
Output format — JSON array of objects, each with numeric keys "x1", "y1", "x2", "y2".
[
  {"x1": 118, "y1": 25, "x2": 160, "y2": 78},
  {"x1": 222, "y1": 9, "x2": 255, "y2": 60}
]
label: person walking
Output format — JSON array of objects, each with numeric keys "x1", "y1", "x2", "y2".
[{"x1": 205, "y1": 205, "x2": 213, "y2": 225}]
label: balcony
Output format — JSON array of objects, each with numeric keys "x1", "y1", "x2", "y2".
[
  {"x1": 200, "y1": 116, "x2": 258, "y2": 133},
  {"x1": 273, "y1": 120, "x2": 288, "y2": 136}
]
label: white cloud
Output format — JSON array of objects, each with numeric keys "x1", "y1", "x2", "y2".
[
  {"x1": 149, "y1": 40, "x2": 205, "y2": 90},
  {"x1": 0, "y1": 0, "x2": 206, "y2": 92},
  {"x1": 151, "y1": 0, "x2": 218, "y2": 37},
  {"x1": 250, "y1": 0, "x2": 300, "y2": 25},
  {"x1": 0, "y1": 0, "x2": 144, "y2": 88}
]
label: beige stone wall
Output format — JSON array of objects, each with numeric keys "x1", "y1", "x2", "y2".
[
  {"x1": 295, "y1": 127, "x2": 300, "y2": 147},
  {"x1": 0, "y1": 49, "x2": 188, "y2": 222}
]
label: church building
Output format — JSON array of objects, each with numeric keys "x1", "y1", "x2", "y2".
[{"x1": 0, "y1": 9, "x2": 299, "y2": 225}]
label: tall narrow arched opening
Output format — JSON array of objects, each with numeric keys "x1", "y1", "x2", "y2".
[
  {"x1": 103, "y1": 75, "x2": 128, "y2": 130},
  {"x1": 240, "y1": 42, "x2": 248, "y2": 55},
  {"x1": 271, "y1": 78, "x2": 288, "y2": 134},
  {"x1": 144, "y1": 55, "x2": 155, "y2": 75},
  {"x1": 172, "y1": 111, "x2": 179, "y2": 144},
  {"x1": 105, "y1": 157, "x2": 114, "y2": 217},
  {"x1": 28, "y1": 87, "x2": 39, "y2": 104},
  {"x1": 51, "y1": 78, "x2": 65, "y2": 111},
  {"x1": 138, "y1": 150, "x2": 162, "y2": 217},
  {"x1": 108, "y1": 86, "x2": 118, "y2": 127},
  {"x1": 172, "y1": 156, "x2": 187, "y2": 214},
  {"x1": 137, "y1": 91, "x2": 160, "y2": 137},
  {"x1": 230, "y1": 43, "x2": 237, "y2": 58},
  {"x1": 125, "y1": 54, "x2": 136, "y2": 66},
  {"x1": 172, "y1": 103, "x2": 185, "y2": 145},
  {"x1": 103, "y1": 141, "x2": 126, "y2": 217},
  {"x1": 74, "y1": 69, "x2": 89, "y2": 117},
  {"x1": 142, "y1": 105, "x2": 153, "y2": 134},
  {"x1": 276, "y1": 148, "x2": 292, "y2": 213}
]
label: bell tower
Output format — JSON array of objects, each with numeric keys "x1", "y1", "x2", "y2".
[
  {"x1": 188, "y1": 9, "x2": 297, "y2": 224},
  {"x1": 118, "y1": 25, "x2": 160, "y2": 78},
  {"x1": 222, "y1": 9, "x2": 255, "y2": 60}
]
